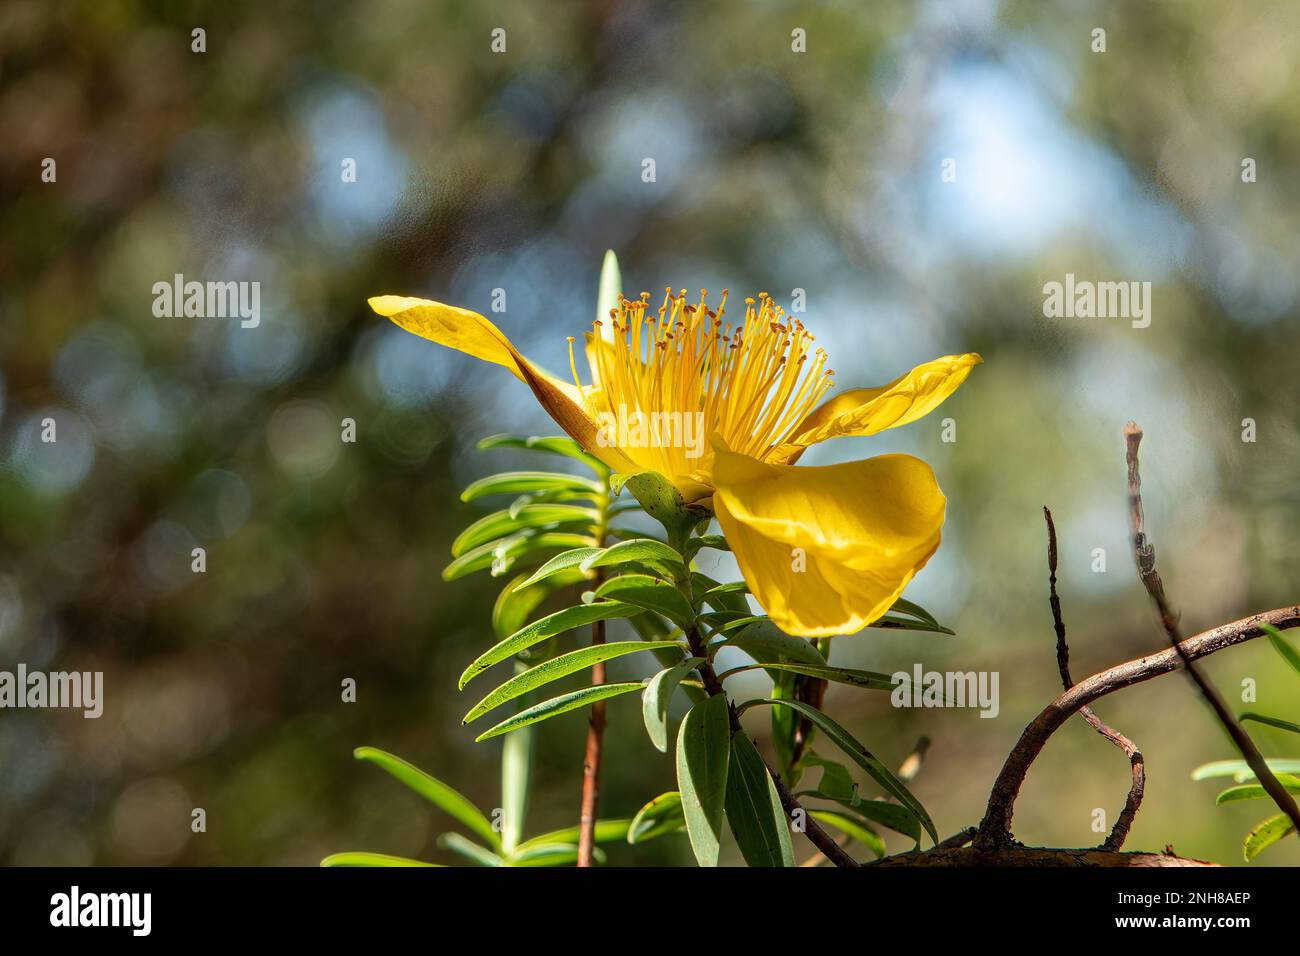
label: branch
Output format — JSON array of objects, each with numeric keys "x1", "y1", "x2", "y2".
[
  {"x1": 1124, "y1": 422, "x2": 1300, "y2": 835},
  {"x1": 576, "y1": 611, "x2": 606, "y2": 867},
  {"x1": 1044, "y1": 506, "x2": 1144, "y2": 851},
  {"x1": 974, "y1": 604, "x2": 1300, "y2": 848}
]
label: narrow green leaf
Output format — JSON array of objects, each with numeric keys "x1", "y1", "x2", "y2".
[
  {"x1": 596, "y1": 250, "x2": 622, "y2": 323},
  {"x1": 581, "y1": 537, "x2": 685, "y2": 578},
  {"x1": 596, "y1": 574, "x2": 696, "y2": 626},
  {"x1": 628, "y1": 792, "x2": 686, "y2": 844},
  {"x1": 739, "y1": 699, "x2": 937, "y2": 843},
  {"x1": 460, "y1": 601, "x2": 647, "y2": 688},
  {"x1": 437, "y1": 833, "x2": 502, "y2": 866},
  {"x1": 354, "y1": 747, "x2": 501, "y2": 850},
  {"x1": 1192, "y1": 758, "x2": 1300, "y2": 782},
  {"x1": 516, "y1": 819, "x2": 632, "y2": 852},
  {"x1": 442, "y1": 531, "x2": 594, "y2": 581},
  {"x1": 676, "y1": 695, "x2": 732, "y2": 867},
  {"x1": 452, "y1": 504, "x2": 599, "y2": 556},
  {"x1": 475, "y1": 683, "x2": 644, "y2": 742},
  {"x1": 1244, "y1": 813, "x2": 1296, "y2": 861},
  {"x1": 800, "y1": 791, "x2": 921, "y2": 842},
  {"x1": 721, "y1": 661, "x2": 899, "y2": 692},
  {"x1": 801, "y1": 755, "x2": 855, "y2": 802},
  {"x1": 463, "y1": 471, "x2": 603, "y2": 502},
  {"x1": 1216, "y1": 774, "x2": 1300, "y2": 804},
  {"x1": 888, "y1": 597, "x2": 940, "y2": 627},
  {"x1": 685, "y1": 535, "x2": 730, "y2": 561},
  {"x1": 320, "y1": 852, "x2": 440, "y2": 867},
  {"x1": 808, "y1": 810, "x2": 885, "y2": 859},
  {"x1": 506, "y1": 844, "x2": 579, "y2": 867},
  {"x1": 1240, "y1": 712, "x2": 1300, "y2": 735},
  {"x1": 1261, "y1": 623, "x2": 1300, "y2": 677},
  {"x1": 725, "y1": 733, "x2": 794, "y2": 867},
  {"x1": 500, "y1": 663, "x2": 535, "y2": 854},
  {"x1": 476, "y1": 434, "x2": 607, "y2": 474},
  {"x1": 724, "y1": 620, "x2": 825, "y2": 668},
  {"x1": 464, "y1": 641, "x2": 680, "y2": 722},
  {"x1": 868, "y1": 614, "x2": 956, "y2": 636},
  {"x1": 643, "y1": 657, "x2": 704, "y2": 752},
  {"x1": 513, "y1": 546, "x2": 605, "y2": 591}
]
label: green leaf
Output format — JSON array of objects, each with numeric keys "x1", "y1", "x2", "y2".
[
  {"x1": 643, "y1": 657, "x2": 704, "y2": 752},
  {"x1": 1216, "y1": 774, "x2": 1300, "y2": 804},
  {"x1": 476, "y1": 433, "x2": 607, "y2": 474},
  {"x1": 801, "y1": 755, "x2": 854, "y2": 802},
  {"x1": 513, "y1": 547, "x2": 605, "y2": 590},
  {"x1": 1261, "y1": 623, "x2": 1300, "y2": 677},
  {"x1": 888, "y1": 597, "x2": 941, "y2": 627},
  {"x1": 320, "y1": 852, "x2": 440, "y2": 867},
  {"x1": 725, "y1": 733, "x2": 794, "y2": 867},
  {"x1": 596, "y1": 249, "x2": 622, "y2": 322},
  {"x1": 492, "y1": 568, "x2": 586, "y2": 640},
  {"x1": 808, "y1": 810, "x2": 885, "y2": 859},
  {"x1": 692, "y1": 574, "x2": 750, "y2": 615},
  {"x1": 595, "y1": 574, "x2": 696, "y2": 626},
  {"x1": 442, "y1": 531, "x2": 594, "y2": 581},
  {"x1": 724, "y1": 619, "x2": 825, "y2": 668},
  {"x1": 464, "y1": 641, "x2": 680, "y2": 722},
  {"x1": 738, "y1": 699, "x2": 937, "y2": 843},
  {"x1": 516, "y1": 819, "x2": 632, "y2": 852},
  {"x1": 354, "y1": 747, "x2": 501, "y2": 850},
  {"x1": 460, "y1": 601, "x2": 647, "y2": 688},
  {"x1": 452, "y1": 504, "x2": 599, "y2": 556},
  {"x1": 685, "y1": 535, "x2": 730, "y2": 561},
  {"x1": 581, "y1": 537, "x2": 686, "y2": 578},
  {"x1": 1239, "y1": 712, "x2": 1300, "y2": 735},
  {"x1": 437, "y1": 833, "x2": 502, "y2": 866},
  {"x1": 801, "y1": 791, "x2": 921, "y2": 842},
  {"x1": 506, "y1": 844, "x2": 580, "y2": 867},
  {"x1": 1192, "y1": 758, "x2": 1300, "y2": 782},
  {"x1": 463, "y1": 471, "x2": 603, "y2": 502},
  {"x1": 676, "y1": 694, "x2": 732, "y2": 867},
  {"x1": 628, "y1": 792, "x2": 687, "y2": 844},
  {"x1": 1244, "y1": 813, "x2": 1297, "y2": 861},
  {"x1": 474, "y1": 683, "x2": 644, "y2": 741},
  {"x1": 721, "y1": 661, "x2": 899, "y2": 692},
  {"x1": 868, "y1": 614, "x2": 955, "y2": 636},
  {"x1": 611, "y1": 470, "x2": 704, "y2": 536},
  {"x1": 500, "y1": 666, "x2": 535, "y2": 854}
]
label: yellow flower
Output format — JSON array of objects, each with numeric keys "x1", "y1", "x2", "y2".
[{"x1": 370, "y1": 289, "x2": 979, "y2": 637}]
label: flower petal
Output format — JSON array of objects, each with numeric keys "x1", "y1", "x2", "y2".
[
  {"x1": 369, "y1": 295, "x2": 638, "y2": 473},
  {"x1": 711, "y1": 443, "x2": 945, "y2": 637},
  {"x1": 771, "y1": 353, "x2": 981, "y2": 464}
]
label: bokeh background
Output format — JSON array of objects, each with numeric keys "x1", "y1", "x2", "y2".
[{"x1": 1, "y1": 0, "x2": 1297, "y2": 866}]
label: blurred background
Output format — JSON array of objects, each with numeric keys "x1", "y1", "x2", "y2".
[{"x1": 1, "y1": 0, "x2": 1297, "y2": 866}]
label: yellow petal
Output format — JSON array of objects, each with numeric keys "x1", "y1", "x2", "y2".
[
  {"x1": 771, "y1": 353, "x2": 981, "y2": 464},
  {"x1": 369, "y1": 295, "x2": 638, "y2": 473},
  {"x1": 711, "y1": 443, "x2": 945, "y2": 637}
]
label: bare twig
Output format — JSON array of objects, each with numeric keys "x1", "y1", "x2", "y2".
[
  {"x1": 1044, "y1": 506, "x2": 1144, "y2": 851},
  {"x1": 974, "y1": 604, "x2": 1300, "y2": 848},
  {"x1": 1123, "y1": 422, "x2": 1300, "y2": 835}
]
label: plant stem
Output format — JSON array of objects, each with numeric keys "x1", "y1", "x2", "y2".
[
  {"x1": 576, "y1": 480, "x2": 613, "y2": 867},
  {"x1": 673, "y1": 536, "x2": 857, "y2": 867}
]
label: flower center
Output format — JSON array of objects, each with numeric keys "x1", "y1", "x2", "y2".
[{"x1": 568, "y1": 288, "x2": 834, "y2": 481}]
